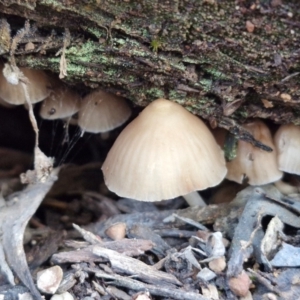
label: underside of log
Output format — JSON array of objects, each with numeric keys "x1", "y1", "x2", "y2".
[{"x1": 0, "y1": 0, "x2": 299, "y2": 147}]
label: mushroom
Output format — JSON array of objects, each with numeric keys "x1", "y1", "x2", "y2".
[
  {"x1": 226, "y1": 119, "x2": 283, "y2": 185},
  {"x1": 102, "y1": 98, "x2": 227, "y2": 206},
  {"x1": 0, "y1": 63, "x2": 51, "y2": 105},
  {"x1": 78, "y1": 89, "x2": 131, "y2": 134},
  {"x1": 39, "y1": 83, "x2": 81, "y2": 145},
  {"x1": 274, "y1": 123, "x2": 300, "y2": 175},
  {"x1": 40, "y1": 84, "x2": 81, "y2": 120},
  {"x1": 273, "y1": 123, "x2": 300, "y2": 194}
]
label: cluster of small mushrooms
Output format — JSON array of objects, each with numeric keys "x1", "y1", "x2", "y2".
[
  {"x1": 0, "y1": 63, "x2": 299, "y2": 206},
  {"x1": 0, "y1": 63, "x2": 131, "y2": 135}
]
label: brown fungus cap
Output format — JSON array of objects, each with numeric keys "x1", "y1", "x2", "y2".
[
  {"x1": 40, "y1": 85, "x2": 81, "y2": 120},
  {"x1": 102, "y1": 98, "x2": 227, "y2": 201},
  {"x1": 274, "y1": 124, "x2": 300, "y2": 175},
  {"x1": 78, "y1": 90, "x2": 131, "y2": 133},
  {"x1": 226, "y1": 120, "x2": 283, "y2": 185},
  {"x1": 0, "y1": 63, "x2": 51, "y2": 105}
]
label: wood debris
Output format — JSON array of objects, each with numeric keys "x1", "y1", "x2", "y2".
[{"x1": 1, "y1": 151, "x2": 300, "y2": 299}]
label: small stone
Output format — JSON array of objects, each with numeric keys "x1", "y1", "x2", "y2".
[
  {"x1": 209, "y1": 256, "x2": 226, "y2": 273},
  {"x1": 105, "y1": 222, "x2": 126, "y2": 240},
  {"x1": 197, "y1": 267, "x2": 216, "y2": 281},
  {"x1": 37, "y1": 266, "x2": 63, "y2": 294},
  {"x1": 261, "y1": 99, "x2": 273, "y2": 108},
  {"x1": 50, "y1": 292, "x2": 74, "y2": 300},
  {"x1": 246, "y1": 21, "x2": 255, "y2": 33},
  {"x1": 228, "y1": 271, "x2": 252, "y2": 297},
  {"x1": 25, "y1": 42, "x2": 35, "y2": 51}
]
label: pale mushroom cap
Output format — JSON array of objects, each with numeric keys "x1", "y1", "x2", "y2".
[
  {"x1": 78, "y1": 90, "x2": 131, "y2": 133},
  {"x1": 102, "y1": 98, "x2": 227, "y2": 201},
  {"x1": 0, "y1": 64, "x2": 50, "y2": 105},
  {"x1": 226, "y1": 120, "x2": 283, "y2": 185},
  {"x1": 274, "y1": 124, "x2": 300, "y2": 175},
  {"x1": 40, "y1": 85, "x2": 81, "y2": 120}
]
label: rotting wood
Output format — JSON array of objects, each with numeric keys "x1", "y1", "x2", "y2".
[
  {"x1": 227, "y1": 185, "x2": 300, "y2": 277},
  {"x1": 0, "y1": 1, "x2": 299, "y2": 150},
  {"x1": 89, "y1": 209, "x2": 176, "y2": 237},
  {"x1": 127, "y1": 224, "x2": 171, "y2": 259},
  {"x1": 247, "y1": 268, "x2": 283, "y2": 296},
  {"x1": 94, "y1": 270, "x2": 210, "y2": 300},
  {"x1": 51, "y1": 238, "x2": 154, "y2": 264},
  {"x1": 0, "y1": 169, "x2": 59, "y2": 300},
  {"x1": 92, "y1": 246, "x2": 182, "y2": 287},
  {"x1": 173, "y1": 185, "x2": 300, "y2": 231}
]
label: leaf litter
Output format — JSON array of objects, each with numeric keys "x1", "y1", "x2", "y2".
[{"x1": 1, "y1": 155, "x2": 300, "y2": 299}]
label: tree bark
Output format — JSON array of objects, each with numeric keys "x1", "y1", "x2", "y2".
[{"x1": 0, "y1": 0, "x2": 299, "y2": 147}]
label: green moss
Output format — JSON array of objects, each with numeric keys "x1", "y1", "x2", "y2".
[
  {"x1": 145, "y1": 88, "x2": 165, "y2": 99},
  {"x1": 103, "y1": 68, "x2": 118, "y2": 77},
  {"x1": 65, "y1": 63, "x2": 86, "y2": 76},
  {"x1": 150, "y1": 39, "x2": 162, "y2": 53},
  {"x1": 82, "y1": 26, "x2": 106, "y2": 39},
  {"x1": 115, "y1": 38, "x2": 126, "y2": 45},
  {"x1": 168, "y1": 61, "x2": 186, "y2": 72},
  {"x1": 131, "y1": 49, "x2": 148, "y2": 57},
  {"x1": 199, "y1": 79, "x2": 212, "y2": 92},
  {"x1": 206, "y1": 67, "x2": 229, "y2": 80},
  {"x1": 47, "y1": 57, "x2": 86, "y2": 76},
  {"x1": 168, "y1": 90, "x2": 186, "y2": 101},
  {"x1": 66, "y1": 41, "x2": 99, "y2": 61},
  {"x1": 182, "y1": 57, "x2": 200, "y2": 64}
]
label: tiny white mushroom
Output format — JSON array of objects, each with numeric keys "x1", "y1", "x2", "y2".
[
  {"x1": 78, "y1": 89, "x2": 131, "y2": 134},
  {"x1": 40, "y1": 84, "x2": 81, "y2": 120},
  {"x1": 0, "y1": 63, "x2": 51, "y2": 105}
]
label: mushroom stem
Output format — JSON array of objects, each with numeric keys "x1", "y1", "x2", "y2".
[
  {"x1": 274, "y1": 180, "x2": 299, "y2": 195},
  {"x1": 182, "y1": 191, "x2": 207, "y2": 207},
  {"x1": 62, "y1": 117, "x2": 71, "y2": 144}
]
